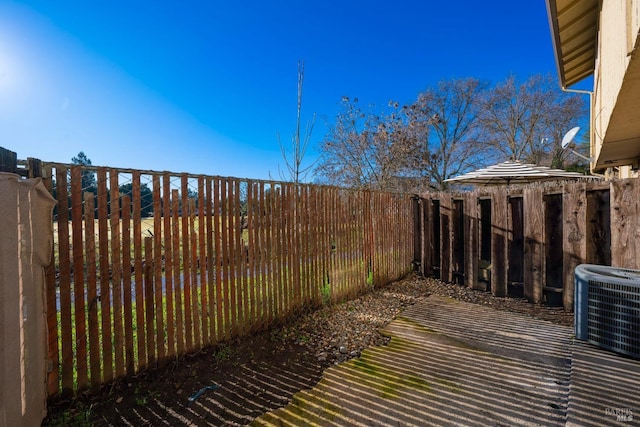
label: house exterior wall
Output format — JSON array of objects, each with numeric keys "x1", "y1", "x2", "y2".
[{"x1": 593, "y1": 0, "x2": 640, "y2": 176}]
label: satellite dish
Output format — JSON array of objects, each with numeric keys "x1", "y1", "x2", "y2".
[{"x1": 561, "y1": 126, "x2": 581, "y2": 149}]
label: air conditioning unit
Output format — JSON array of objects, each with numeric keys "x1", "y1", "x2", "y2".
[{"x1": 574, "y1": 264, "x2": 640, "y2": 359}]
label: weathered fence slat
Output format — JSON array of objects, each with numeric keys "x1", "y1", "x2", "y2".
[
  {"x1": 84, "y1": 191, "x2": 100, "y2": 388},
  {"x1": 247, "y1": 181, "x2": 257, "y2": 331},
  {"x1": 171, "y1": 189, "x2": 184, "y2": 355},
  {"x1": 524, "y1": 187, "x2": 544, "y2": 303},
  {"x1": 110, "y1": 170, "x2": 124, "y2": 378},
  {"x1": 152, "y1": 176, "x2": 165, "y2": 360},
  {"x1": 213, "y1": 179, "x2": 224, "y2": 341},
  {"x1": 121, "y1": 195, "x2": 135, "y2": 376},
  {"x1": 189, "y1": 198, "x2": 200, "y2": 349},
  {"x1": 181, "y1": 176, "x2": 193, "y2": 351},
  {"x1": 163, "y1": 174, "x2": 175, "y2": 357},
  {"x1": 97, "y1": 168, "x2": 113, "y2": 381},
  {"x1": 220, "y1": 179, "x2": 231, "y2": 339},
  {"x1": 198, "y1": 177, "x2": 208, "y2": 345},
  {"x1": 55, "y1": 167, "x2": 74, "y2": 393},
  {"x1": 71, "y1": 167, "x2": 88, "y2": 389},
  {"x1": 144, "y1": 236, "x2": 155, "y2": 366},
  {"x1": 611, "y1": 179, "x2": 640, "y2": 269},
  {"x1": 132, "y1": 172, "x2": 146, "y2": 369},
  {"x1": 492, "y1": 188, "x2": 508, "y2": 297},
  {"x1": 205, "y1": 177, "x2": 216, "y2": 342},
  {"x1": 563, "y1": 183, "x2": 586, "y2": 311}
]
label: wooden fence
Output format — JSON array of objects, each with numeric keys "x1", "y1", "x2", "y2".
[
  {"x1": 414, "y1": 178, "x2": 640, "y2": 311},
  {"x1": 39, "y1": 162, "x2": 414, "y2": 396}
]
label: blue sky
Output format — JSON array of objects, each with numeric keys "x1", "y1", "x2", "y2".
[{"x1": 1, "y1": 1, "x2": 572, "y2": 180}]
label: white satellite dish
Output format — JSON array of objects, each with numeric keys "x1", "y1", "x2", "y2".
[{"x1": 561, "y1": 126, "x2": 580, "y2": 149}]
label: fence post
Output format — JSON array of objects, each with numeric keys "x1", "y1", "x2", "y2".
[
  {"x1": 411, "y1": 195, "x2": 422, "y2": 272},
  {"x1": 491, "y1": 188, "x2": 508, "y2": 297},
  {"x1": 524, "y1": 187, "x2": 544, "y2": 303},
  {"x1": 563, "y1": 182, "x2": 587, "y2": 311}
]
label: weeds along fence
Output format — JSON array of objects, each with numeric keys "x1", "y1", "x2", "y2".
[{"x1": 39, "y1": 162, "x2": 414, "y2": 396}]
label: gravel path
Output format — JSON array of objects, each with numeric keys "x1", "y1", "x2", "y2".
[{"x1": 283, "y1": 274, "x2": 574, "y2": 365}]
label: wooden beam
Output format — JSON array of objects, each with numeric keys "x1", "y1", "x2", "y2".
[
  {"x1": 491, "y1": 188, "x2": 507, "y2": 297},
  {"x1": 610, "y1": 179, "x2": 640, "y2": 269},
  {"x1": 563, "y1": 182, "x2": 587, "y2": 312},
  {"x1": 524, "y1": 187, "x2": 544, "y2": 303}
]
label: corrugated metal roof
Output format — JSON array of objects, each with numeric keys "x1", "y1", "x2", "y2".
[{"x1": 546, "y1": 0, "x2": 600, "y2": 88}]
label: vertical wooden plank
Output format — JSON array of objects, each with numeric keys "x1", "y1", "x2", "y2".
[
  {"x1": 228, "y1": 179, "x2": 239, "y2": 335},
  {"x1": 311, "y1": 186, "x2": 321, "y2": 305},
  {"x1": 70, "y1": 167, "x2": 88, "y2": 390},
  {"x1": 152, "y1": 175, "x2": 165, "y2": 360},
  {"x1": 439, "y1": 192, "x2": 451, "y2": 283},
  {"x1": 132, "y1": 172, "x2": 146, "y2": 368},
  {"x1": 464, "y1": 192, "x2": 478, "y2": 289},
  {"x1": 189, "y1": 198, "x2": 201, "y2": 349},
  {"x1": 492, "y1": 188, "x2": 507, "y2": 297},
  {"x1": 162, "y1": 174, "x2": 175, "y2": 357},
  {"x1": 303, "y1": 186, "x2": 312, "y2": 305},
  {"x1": 294, "y1": 185, "x2": 302, "y2": 310},
  {"x1": 280, "y1": 184, "x2": 289, "y2": 315},
  {"x1": 213, "y1": 179, "x2": 224, "y2": 341},
  {"x1": 144, "y1": 236, "x2": 156, "y2": 367},
  {"x1": 259, "y1": 182, "x2": 269, "y2": 327},
  {"x1": 206, "y1": 177, "x2": 215, "y2": 343},
  {"x1": 586, "y1": 190, "x2": 611, "y2": 265},
  {"x1": 235, "y1": 180, "x2": 247, "y2": 334},
  {"x1": 610, "y1": 179, "x2": 640, "y2": 269},
  {"x1": 109, "y1": 171, "x2": 124, "y2": 378},
  {"x1": 275, "y1": 185, "x2": 284, "y2": 315},
  {"x1": 524, "y1": 187, "x2": 544, "y2": 303},
  {"x1": 563, "y1": 182, "x2": 586, "y2": 312},
  {"x1": 284, "y1": 184, "x2": 294, "y2": 312},
  {"x1": 338, "y1": 188, "x2": 343, "y2": 289},
  {"x1": 346, "y1": 191, "x2": 355, "y2": 297},
  {"x1": 270, "y1": 185, "x2": 279, "y2": 316},
  {"x1": 44, "y1": 165, "x2": 60, "y2": 396},
  {"x1": 121, "y1": 195, "x2": 135, "y2": 376},
  {"x1": 171, "y1": 189, "x2": 184, "y2": 355},
  {"x1": 220, "y1": 179, "x2": 231, "y2": 339},
  {"x1": 181, "y1": 175, "x2": 193, "y2": 350},
  {"x1": 97, "y1": 168, "x2": 113, "y2": 383},
  {"x1": 56, "y1": 167, "x2": 74, "y2": 393},
  {"x1": 198, "y1": 177, "x2": 208, "y2": 345},
  {"x1": 240, "y1": 181, "x2": 251, "y2": 332},
  {"x1": 247, "y1": 181, "x2": 257, "y2": 331},
  {"x1": 324, "y1": 187, "x2": 332, "y2": 299}
]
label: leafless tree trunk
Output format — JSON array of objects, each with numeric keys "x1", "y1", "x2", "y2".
[
  {"x1": 276, "y1": 60, "x2": 316, "y2": 183},
  {"x1": 477, "y1": 74, "x2": 585, "y2": 166}
]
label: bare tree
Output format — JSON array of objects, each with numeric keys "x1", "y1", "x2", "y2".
[
  {"x1": 404, "y1": 78, "x2": 489, "y2": 190},
  {"x1": 276, "y1": 60, "x2": 316, "y2": 183},
  {"x1": 317, "y1": 78, "x2": 489, "y2": 191},
  {"x1": 478, "y1": 74, "x2": 586, "y2": 166},
  {"x1": 316, "y1": 97, "x2": 414, "y2": 190}
]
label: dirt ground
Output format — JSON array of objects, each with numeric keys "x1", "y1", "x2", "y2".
[{"x1": 43, "y1": 275, "x2": 573, "y2": 426}]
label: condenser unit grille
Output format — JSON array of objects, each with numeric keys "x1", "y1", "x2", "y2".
[{"x1": 575, "y1": 264, "x2": 640, "y2": 359}]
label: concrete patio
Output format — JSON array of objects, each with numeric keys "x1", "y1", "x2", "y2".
[{"x1": 252, "y1": 295, "x2": 640, "y2": 426}]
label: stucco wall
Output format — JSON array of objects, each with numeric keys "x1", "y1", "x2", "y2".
[
  {"x1": 593, "y1": 0, "x2": 640, "y2": 166},
  {"x1": 0, "y1": 173, "x2": 56, "y2": 427}
]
